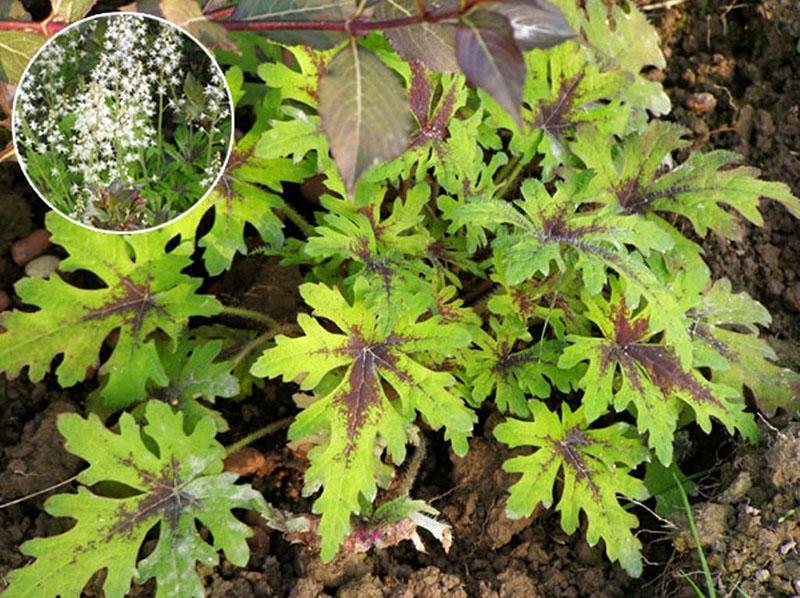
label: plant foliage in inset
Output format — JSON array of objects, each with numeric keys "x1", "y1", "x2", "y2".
[
  {"x1": 0, "y1": 214, "x2": 221, "y2": 409},
  {"x1": 13, "y1": 14, "x2": 233, "y2": 230},
  {"x1": 495, "y1": 401, "x2": 649, "y2": 577},
  {"x1": 252, "y1": 282, "x2": 475, "y2": 560},
  {"x1": 4, "y1": 401, "x2": 266, "y2": 598}
]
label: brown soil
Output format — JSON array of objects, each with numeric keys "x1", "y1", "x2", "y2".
[
  {"x1": 1, "y1": 1, "x2": 799, "y2": 596},
  {"x1": 667, "y1": 420, "x2": 800, "y2": 596},
  {"x1": 659, "y1": 0, "x2": 800, "y2": 342}
]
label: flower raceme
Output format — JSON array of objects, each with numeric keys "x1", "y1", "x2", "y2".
[{"x1": 13, "y1": 14, "x2": 232, "y2": 231}]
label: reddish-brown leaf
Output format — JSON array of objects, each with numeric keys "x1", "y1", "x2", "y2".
[
  {"x1": 456, "y1": 9, "x2": 525, "y2": 128},
  {"x1": 486, "y1": 0, "x2": 575, "y2": 51},
  {"x1": 318, "y1": 41, "x2": 412, "y2": 193},
  {"x1": 378, "y1": 0, "x2": 460, "y2": 73}
]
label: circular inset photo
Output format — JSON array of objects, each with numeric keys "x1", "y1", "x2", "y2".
[{"x1": 12, "y1": 12, "x2": 233, "y2": 233}]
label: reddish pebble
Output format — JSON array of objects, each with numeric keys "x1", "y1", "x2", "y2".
[
  {"x1": 11, "y1": 229, "x2": 51, "y2": 266},
  {"x1": 0, "y1": 291, "x2": 10, "y2": 311},
  {"x1": 685, "y1": 92, "x2": 717, "y2": 114},
  {"x1": 224, "y1": 447, "x2": 268, "y2": 477}
]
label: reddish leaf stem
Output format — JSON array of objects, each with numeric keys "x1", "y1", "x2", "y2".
[
  {"x1": 205, "y1": 6, "x2": 236, "y2": 21},
  {"x1": 0, "y1": 19, "x2": 64, "y2": 35},
  {"x1": 217, "y1": 7, "x2": 461, "y2": 34},
  {"x1": 0, "y1": 3, "x2": 464, "y2": 38}
]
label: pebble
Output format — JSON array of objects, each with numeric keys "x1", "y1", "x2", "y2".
[
  {"x1": 223, "y1": 447, "x2": 267, "y2": 477},
  {"x1": 24, "y1": 255, "x2": 61, "y2": 279},
  {"x1": 11, "y1": 229, "x2": 51, "y2": 266},
  {"x1": 686, "y1": 92, "x2": 717, "y2": 114},
  {"x1": 755, "y1": 569, "x2": 770, "y2": 582}
]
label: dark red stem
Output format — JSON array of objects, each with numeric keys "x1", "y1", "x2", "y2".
[
  {"x1": 0, "y1": 3, "x2": 465, "y2": 37},
  {"x1": 205, "y1": 6, "x2": 236, "y2": 21},
  {"x1": 0, "y1": 19, "x2": 64, "y2": 35},
  {"x1": 217, "y1": 7, "x2": 461, "y2": 34}
]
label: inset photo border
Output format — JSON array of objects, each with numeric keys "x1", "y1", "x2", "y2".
[{"x1": 12, "y1": 11, "x2": 234, "y2": 234}]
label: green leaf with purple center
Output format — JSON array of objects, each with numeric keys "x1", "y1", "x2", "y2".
[
  {"x1": 4, "y1": 401, "x2": 267, "y2": 598},
  {"x1": 251, "y1": 282, "x2": 475, "y2": 560}
]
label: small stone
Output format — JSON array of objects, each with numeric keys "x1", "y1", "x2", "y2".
[
  {"x1": 24, "y1": 255, "x2": 61, "y2": 279},
  {"x1": 735, "y1": 105, "x2": 755, "y2": 144},
  {"x1": 674, "y1": 503, "x2": 732, "y2": 552},
  {"x1": 767, "y1": 424, "x2": 800, "y2": 486},
  {"x1": 755, "y1": 569, "x2": 770, "y2": 582},
  {"x1": 768, "y1": 278, "x2": 786, "y2": 297},
  {"x1": 11, "y1": 229, "x2": 51, "y2": 266},
  {"x1": 223, "y1": 447, "x2": 267, "y2": 477},
  {"x1": 289, "y1": 578, "x2": 326, "y2": 598},
  {"x1": 758, "y1": 243, "x2": 782, "y2": 270},
  {"x1": 686, "y1": 92, "x2": 717, "y2": 114},
  {"x1": 681, "y1": 69, "x2": 697, "y2": 86}
]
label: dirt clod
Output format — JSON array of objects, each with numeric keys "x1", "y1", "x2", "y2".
[{"x1": 766, "y1": 424, "x2": 800, "y2": 487}]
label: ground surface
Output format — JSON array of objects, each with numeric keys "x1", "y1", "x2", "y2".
[{"x1": 1, "y1": 1, "x2": 799, "y2": 596}]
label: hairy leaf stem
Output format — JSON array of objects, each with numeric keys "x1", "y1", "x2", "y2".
[
  {"x1": 219, "y1": 304, "x2": 279, "y2": 328},
  {"x1": 225, "y1": 416, "x2": 293, "y2": 456},
  {"x1": 232, "y1": 324, "x2": 296, "y2": 367},
  {"x1": 278, "y1": 200, "x2": 313, "y2": 237}
]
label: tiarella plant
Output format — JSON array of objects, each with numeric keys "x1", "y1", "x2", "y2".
[
  {"x1": 12, "y1": 14, "x2": 232, "y2": 230},
  {"x1": 1, "y1": 0, "x2": 799, "y2": 594}
]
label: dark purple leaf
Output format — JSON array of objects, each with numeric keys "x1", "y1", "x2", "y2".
[
  {"x1": 408, "y1": 60, "x2": 457, "y2": 147},
  {"x1": 487, "y1": 0, "x2": 575, "y2": 51},
  {"x1": 318, "y1": 42, "x2": 412, "y2": 193},
  {"x1": 456, "y1": 9, "x2": 525, "y2": 128},
  {"x1": 409, "y1": 60, "x2": 432, "y2": 126},
  {"x1": 378, "y1": 0, "x2": 460, "y2": 73}
]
